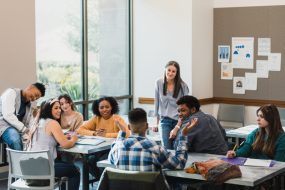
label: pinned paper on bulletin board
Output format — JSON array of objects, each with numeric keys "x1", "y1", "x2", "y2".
[{"x1": 232, "y1": 37, "x2": 254, "y2": 69}]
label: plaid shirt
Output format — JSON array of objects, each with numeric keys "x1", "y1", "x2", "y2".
[{"x1": 108, "y1": 131, "x2": 188, "y2": 171}]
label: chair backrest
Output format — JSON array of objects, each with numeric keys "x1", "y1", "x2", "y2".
[
  {"x1": 217, "y1": 104, "x2": 245, "y2": 129},
  {"x1": 97, "y1": 167, "x2": 170, "y2": 190},
  {"x1": 278, "y1": 107, "x2": 285, "y2": 126},
  {"x1": 6, "y1": 148, "x2": 55, "y2": 189}
]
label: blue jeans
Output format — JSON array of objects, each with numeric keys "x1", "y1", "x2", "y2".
[
  {"x1": 160, "y1": 117, "x2": 177, "y2": 150},
  {"x1": 55, "y1": 160, "x2": 80, "y2": 190},
  {"x1": 1, "y1": 127, "x2": 22, "y2": 150}
]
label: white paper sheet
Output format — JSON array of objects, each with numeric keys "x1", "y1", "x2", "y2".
[
  {"x1": 233, "y1": 77, "x2": 245, "y2": 94},
  {"x1": 245, "y1": 73, "x2": 257, "y2": 90},
  {"x1": 221, "y1": 62, "x2": 233, "y2": 80},
  {"x1": 256, "y1": 60, "x2": 269, "y2": 78},
  {"x1": 268, "y1": 53, "x2": 281, "y2": 71},
  {"x1": 232, "y1": 37, "x2": 254, "y2": 69},
  {"x1": 244, "y1": 158, "x2": 272, "y2": 167},
  {"x1": 76, "y1": 138, "x2": 105, "y2": 146},
  {"x1": 258, "y1": 38, "x2": 271, "y2": 56},
  {"x1": 218, "y1": 45, "x2": 230, "y2": 63}
]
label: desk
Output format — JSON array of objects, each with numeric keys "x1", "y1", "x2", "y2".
[
  {"x1": 226, "y1": 125, "x2": 285, "y2": 144},
  {"x1": 58, "y1": 137, "x2": 113, "y2": 190},
  {"x1": 98, "y1": 153, "x2": 285, "y2": 188}
]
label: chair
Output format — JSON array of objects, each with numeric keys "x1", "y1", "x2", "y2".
[
  {"x1": 217, "y1": 104, "x2": 245, "y2": 130},
  {"x1": 6, "y1": 148, "x2": 67, "y2": 190},
  {"x1": 97, "y1": 167, "x2": 170, "y2": 190},
  {"x1": 278, "y1": 107, "x2": 285, "y2": 126}
]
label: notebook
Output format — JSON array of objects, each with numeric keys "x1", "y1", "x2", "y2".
[
  {"x1": 220, "y1": 157, "x2": 247, "y2": 166},
  {"x1": 244, "y1": 158, "x2": 272, "y2": 167},
  {"x1": 76, "y1": 138, "x2": 105, "y2": 146}
]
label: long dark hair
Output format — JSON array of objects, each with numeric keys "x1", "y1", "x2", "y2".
[
  {"x1": 39, "y1": 98, "x2": 61, "y2": 123},
  {"x1": 252, "y1": 104, "x2": 283, "y2": 158},
  {"x1": 58, "y1": 94, "x2": 76, "y2": 111},
  {"x1": 163, "y1": 61, "x2": 184, "y2": 98}
]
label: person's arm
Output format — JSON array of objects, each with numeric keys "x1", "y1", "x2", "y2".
[
  {"x1": 229, "y1": 129, "x2": 256, "y2": 158},
  {"x1": 72, "y1": 112, "x2": 84, "y2": 131},
  {"x1": 273, "y1": 134, "x2": 285, "y2": 161},
  {"x1": 108, "y1": 131, "x2": 126, "y2": 165},
  {"x1": 1, "y1": 89, "x2": 27, "y2": 132},
  {"x1": 47, "y1": 120, "x2": 78, "y2": 149},
  {"x1": 76, "y1": 117, "x2": 97, "y2": 136},
  {"x1": 169, "y1": 118, "x2": 183, "y2": 139},
  {"x1": 153, "y1": 80, "x2": 160, "y2": 132},
  {"x1": 113, "y1": 115, "x2": 130, "y2": 137},
  {"x1": 154, "y1": 118, "x2": 198, "y2": 169}
]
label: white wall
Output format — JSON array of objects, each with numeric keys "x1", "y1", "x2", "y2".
[
  {"x1": 0, "y1": 0, "x2": 36, "y2": 93},
  {"x1": 133, "y1": 0, "x2": 192, "y2": 112}
]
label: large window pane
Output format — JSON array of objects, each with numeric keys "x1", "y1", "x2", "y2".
[
  {"x1": 87, "y1": 0, "x2": 130, "y2": 99},
  {"x1": 36, "y1": 0, "x2": 82, "y2": 101}
]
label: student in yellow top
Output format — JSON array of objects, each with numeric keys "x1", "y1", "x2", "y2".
[
  {"x1": 77, "y1": 96, "x2": 128, "y2": 138},
  {"x1": 76, "y1": 96, "x2": 128, "y2": 180}
]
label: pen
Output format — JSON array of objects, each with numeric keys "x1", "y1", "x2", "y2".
[{"x1": 232, "y1": 144, "x2": 238, "y2": 151}]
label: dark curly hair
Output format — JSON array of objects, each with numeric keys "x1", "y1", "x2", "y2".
[
  {"x1": 176, "y1": 95, "x2": 200, "y2": 111},
  {"x1": 92, "y1": 96, "x2": 119, "y2": 116}
]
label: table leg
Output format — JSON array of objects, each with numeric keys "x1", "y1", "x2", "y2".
[{"x1": 82, "y1": 154, "x2": 89, "y2": 190}]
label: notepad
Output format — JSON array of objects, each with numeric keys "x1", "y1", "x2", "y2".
[
  {"x1": 76, "y1": 138, "x2": 105, "y2": 146},
  {"x1": 220, "y1": 157, "x2": 247, "y2": 166},
  {"x1": 244, "y1": 158, "x2": 272, "y2": 167}
]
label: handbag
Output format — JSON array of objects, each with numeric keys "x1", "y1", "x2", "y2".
[{"x1": 185, "y1": 159, "x2": 242, "y2": 184}]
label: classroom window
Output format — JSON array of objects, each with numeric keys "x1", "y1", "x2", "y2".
[{"x1": 36, "y1": 0, "x2": 132, "y2": 118}]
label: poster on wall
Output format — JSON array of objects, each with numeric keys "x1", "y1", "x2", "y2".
[
  {"x1": 268, "y1": 53, "x2": 281, "y2": 71},
  {"x1": 256, "y1": 60, "x2": 269, "y2": 78},
  {"x1": 233, "y1": 77, "x2": 245, "y2": 94},
  {"x1": 245, "y1": 73, "x2": 257, "y2": 90},
  {"x1": 258, "y1": 38, "x2": 271, "y2": 56},
  {"x1": 221, "y1": 62, "x2": 233, "y2": 80},
  {"x1": 218, "y1": 45, "x2": 230, "y2": 62},
  {"x1": 232, "y1": 37, "x2": 254, "y2": 69}
]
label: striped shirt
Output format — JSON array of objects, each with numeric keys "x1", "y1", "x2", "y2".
[{"x1": 108, "y1": 131, "x2": 188, "y2": 171}]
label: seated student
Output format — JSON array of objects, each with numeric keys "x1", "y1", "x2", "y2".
[
  {"x1": 30, "y1": 98, "x2": 80, "y2": 190},
  {"x1": 108, "y1": 108, "x2": 198, "y2": 171},
  {"x1": 227, "y1": 104, "x2": 285, "y2": 162},
  {"x1": 59, "y1": 94, "x2": 83, "y2": 131},
  {"x1": 77, "y1": 96, "x2": 128, "y2": 180},
  {"x1": 77, "y1": 96, "x2": 127, "y2": 138},
  {"x1": 171, "y1": 95, "x2": 228, "y2": 155},
  {"x1": 0, "y1": 82, "x2": 45, "y2": 150}
]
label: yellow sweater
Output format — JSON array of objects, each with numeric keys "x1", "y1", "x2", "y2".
[{"x1": 76, "y1": 114, "x2": 126, "y2": 138}]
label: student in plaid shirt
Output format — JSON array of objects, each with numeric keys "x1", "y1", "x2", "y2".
[{"x1": 108, "y1": 108, "x2": 198, "y2": 171}]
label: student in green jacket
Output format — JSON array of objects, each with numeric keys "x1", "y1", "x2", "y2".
[{"x1": 227, "y1": 104, "x2": 285, "y2": 162}]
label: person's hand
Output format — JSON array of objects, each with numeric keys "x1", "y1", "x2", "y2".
[
  {"x1": 70, "y1": 133, "x2": 78, "y2": 142},
  {"x1": 152, "y1": 125, "x2": 159, "y2": 132},
  {"x1": 94, "y1": 129, "x2": 106, "y2": 137},
  {"x1": 114, "y1": 115, "x2": 127, "y2": 132},
  {"x1": 181, "y1": 118, "x2": 198, "y2": 136},
  {"x1": 226, "y1": 150, "x2": 236, "y2": 158},
  {"x1": 22, "y1": 127, "x2": 30, "y2": 134},
  {"x1": 169, "y1": 127, "x2": 179, "y2": 139}
]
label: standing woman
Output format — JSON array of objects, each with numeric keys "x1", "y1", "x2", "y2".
[
  {"x1": 59, "y1": 94, "x2": 83, "y2": 132},
  {"x1": 227, "y1": 104, "x2": 285, "y2": 162},
  {"x1": 30, "y1": 98, "x2": 80, "y2": 190},
  {"x1": 154, "y1": 61, "x2": 189, "y2": 149}
]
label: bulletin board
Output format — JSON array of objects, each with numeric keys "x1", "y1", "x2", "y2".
[{"x1": 213, "y1": 6, "x2": 285, "y2": 101}]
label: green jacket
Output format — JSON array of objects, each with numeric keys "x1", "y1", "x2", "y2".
[{"x1": 236, "y1": 128, "x2": 285, "y2": 162}]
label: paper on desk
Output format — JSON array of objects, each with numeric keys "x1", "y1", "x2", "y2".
[
  {"x1": 244, "y1": 158, "x2": 272, "y2": 167},
  {"x1": 76, "y1": 138, "x2": 105, "y2": 146}
]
